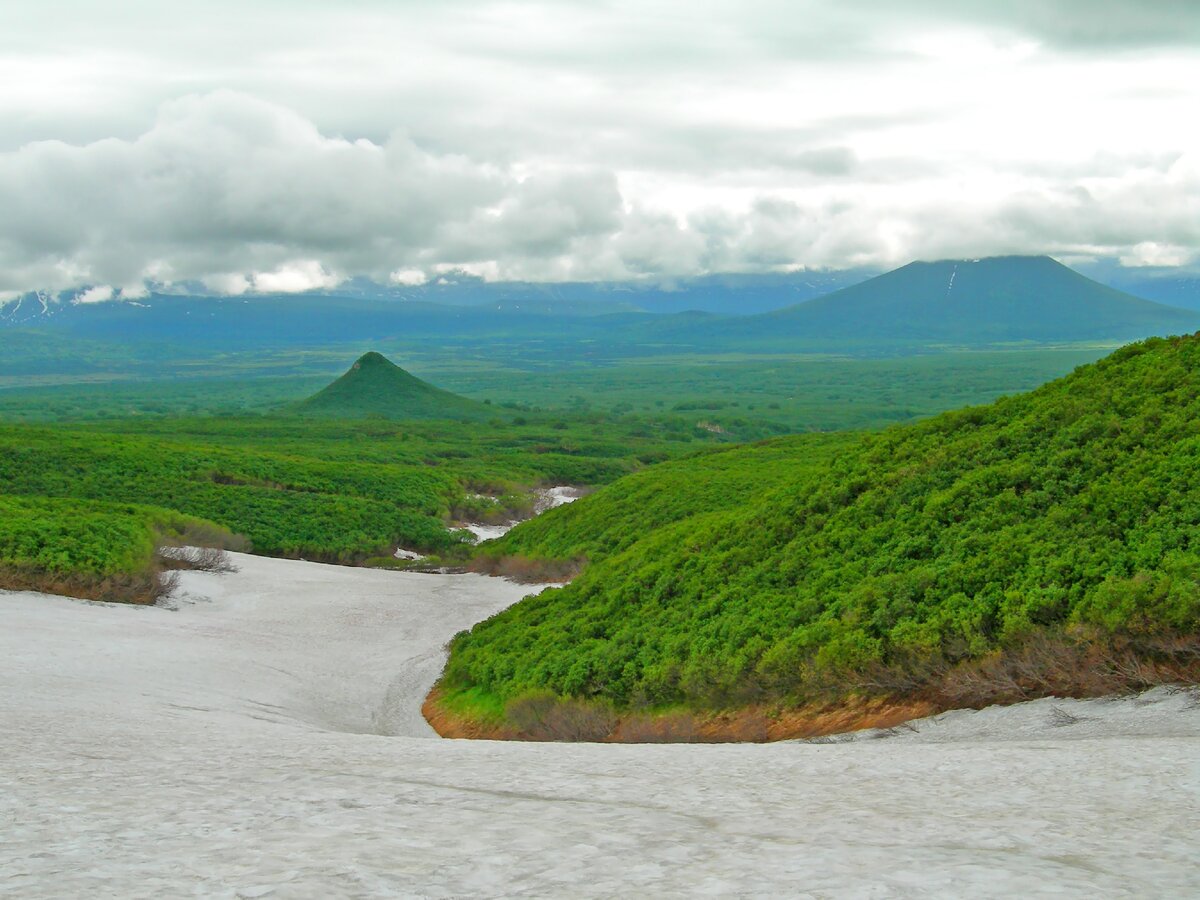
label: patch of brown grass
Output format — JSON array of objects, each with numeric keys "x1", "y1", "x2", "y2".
[
  {"x1": 424, "y1": 688, "x2": 936, "y2": 743},
  {"x1": 158, "y1": 546, "x2": 237, "y2": 574},
  {"x1": 610, "y1": 711, "x2": 698, "y2": 743},
  {"x1": 923, "y1": 632, "x2": 1200, "y2": 708},
  {"x1": 466, "y1": 554, "x2": 586, "y2": 584},
  {"x1": 0, "y1": 564, "x2": 168, "y2": 605},
  {"x1": 504, "y1": 690, "x2": 617, "y2": 741}
]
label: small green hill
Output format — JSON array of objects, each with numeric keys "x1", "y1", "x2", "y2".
[
  {"x1": 444, "y1": 333, "x2": 1200, "y2": 733},
  {"x1": 292, "y1": 352, "x2": 490, "y2": 421}
]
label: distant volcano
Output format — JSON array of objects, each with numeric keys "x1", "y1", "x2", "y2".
[{"x1": 702, "y1": 256, "x2": 1200, "y2": 345}]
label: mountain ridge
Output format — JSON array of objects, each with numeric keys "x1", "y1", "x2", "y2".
[{"x1": 701, "y1": 255, "x2": 1199, "y2": 345}]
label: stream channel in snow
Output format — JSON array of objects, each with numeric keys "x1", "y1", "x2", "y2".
[
  {"x1": 399, "y1": 485, "x2": 583, "y2": 555},
  {"x1": 3, "y1": 546, "x2": 1199, "y2": 895}
]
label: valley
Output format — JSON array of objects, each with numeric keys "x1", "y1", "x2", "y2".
[
  {"x1": 5, "y1": 6, "x2": 1200, "y2": 895},
  {"x1": 3, "y1": 256, "x2": 1199, "y2": 896},
  {"x1": 5, "y1": 258, "x2": 1200, "y2": 725}
]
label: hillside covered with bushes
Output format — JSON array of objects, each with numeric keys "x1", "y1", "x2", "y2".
[
  {"x1": 0, "y1": 496, "x2": 240, "y2": 603},
  {"x1": 0, "y1": 391, "x2": 747, "y2": 596},
  {"x1": 441, "y1": 334, "x2": 1200, "y2": 737}
]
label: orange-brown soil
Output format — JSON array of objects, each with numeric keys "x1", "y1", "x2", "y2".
[{"x1": 424, "y1": 687, "x2": 938, "y2": 743}]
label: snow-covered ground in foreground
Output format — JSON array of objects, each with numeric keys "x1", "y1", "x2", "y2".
[{"x1": 2, "y1": 555, "x2": 1199, "y2": 898}]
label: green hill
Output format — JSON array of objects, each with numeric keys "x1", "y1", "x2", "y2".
[
  {"x1": 698, "y1": 256, "x2": 1200, "y2": 347},
  {"x1": 293, "y1": 351, "x2": 491, "y2": 420},
  {"x1": 0, "y1": 496, "x2": 240, "y2": 604},
  {"x1": 442, "y1": 333, "x2": 1200, "y2": 737}
]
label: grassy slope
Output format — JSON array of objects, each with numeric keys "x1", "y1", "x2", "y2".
[
  {"x1": 443, "y1": 334, "x2": 1200, "y2": 728},
  {"x1": 0, "y1": 408, "x2": 737, "y2": 576},
  {"x1": 477, "y1": 432, "x2": 855, "y2": 566},
  {"x1": 0, "y1": 425, "x2": 461, "y2": 560},
  {"x1": 0, "y1": 496, "x2": 238, "y2": 603}
]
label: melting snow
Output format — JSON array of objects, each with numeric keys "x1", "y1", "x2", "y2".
[
  {"x1": 459, "y1": 484, "x2": 583, "y2": 544},
  {"x1": 1, "y1": 554, "x2": 1198, "y2": 897}
]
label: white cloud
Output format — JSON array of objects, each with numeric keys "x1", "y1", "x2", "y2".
[
  {"x1": 119, "y1": 282, "x2": 150, "y2": 299},
  {"x1": 251, "y1": 260, "x2": 342, "y2": 294},
  {"x1": 203, "y1": 273, "x2": 252, "y2": 296},
  {"x1": 75, "y1": 285, "x2": 114, "y2": 304},
  {"x1": 390, "y1": 268, "x2": 427, "y2": 286},
  {"x1": 1120, "y1": 242, "x2": 1196, "y2": 268},
  {"x1": 0, "y1": 3, "x2": 1196, "y2": 289},
  {"x1": 0, "y1": 92, "x2": 1196, "y2": 292}
]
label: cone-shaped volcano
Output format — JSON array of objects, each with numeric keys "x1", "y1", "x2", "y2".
[{"x1": 293, "y1": 352, "x2": 490, "y2": 420}]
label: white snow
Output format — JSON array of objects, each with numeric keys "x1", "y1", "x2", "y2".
[
  {"x1": 536, "y1": 484, "x2": 585, "y2": 511},
  {"x1": 461, "y1": 522, "x2": 513, "y2": 542},
  {"x1": 2, "y1": 554, "x2": 1199, "y2": 897},
  {"x1": 459, "y1": 484, "x2": 583, "y2": 544}
]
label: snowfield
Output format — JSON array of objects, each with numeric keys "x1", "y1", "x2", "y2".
[{"x1": 2, "y1": 553, "x2": 1199, "y2": 898}]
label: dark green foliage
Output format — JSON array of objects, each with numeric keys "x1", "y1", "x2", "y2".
[
  {"x1": 446, "y1": 334, "x2": 1200, "y2": 712},
  {"x1": 0, "y1": 495, "x2": 240, "y2": 602},
  {"x1": 292, "y1": 351, "x2": 492, "y2": 421},
  {"x1": 0, "y1": 426, "x2": 461, "y2": 560},
  {"x1": 0, "y1": 405, "x2": 729, "y2": 570},
  {"x1": 0, "y1": 495, "x2": 158, "y2": 578},
  {"x1": 483, "y1": 433, "x2": 853, "y2": 564}
]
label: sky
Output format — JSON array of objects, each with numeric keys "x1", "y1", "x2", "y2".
[{"x1": 0, "y1": 0, "x2": 1197, "y2": 297}]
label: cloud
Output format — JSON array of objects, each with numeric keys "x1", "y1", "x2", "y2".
[
  {"x1": 0, "y1": 92, "x2": 622, "y2": 291},
  {"x1": 390, "y1": 268, "x2": 427, "y2": 287},
  {"x1": 250, "y1": 260, "x2": 343, "y2": 294},
  {"x1": 0, "y1": 91, "x2": 1197, "y2": 291},
  {"x1": 908, "y1": 0, "x2": 1200, "y2": 50},
  {"x1": 75, "y1": 285, "x2": 114, "y2": 304},
  {"x1": 0, "y1": 0, "x2": 1197, "y2": 290}
]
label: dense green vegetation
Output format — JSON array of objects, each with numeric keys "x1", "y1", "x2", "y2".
[
  {"x1": 0, "y1": 397, "x2": 749, "y2": 577},
  {"x1": 0, "y1": 374, "x2": 332, "y2": 420},
  {"x1": 477, "y1": 433, "x2": 855, "y2": 567},
  {"x1": 444, "y1": 334, "x2": 1200, "y2": 722},
  {"x1": 292, "y1": 351, "x2": 492, "y2": 420},
  {"x1": 0, "y1": 496, "x2": 155, "y2": 579},
  {"x1": 0, "y1": 425, "x2": 458, "y2": 559},
  {"x1": 0, "y1": 343, "x2": 1108, "y2": 436},
  {"x1": 0, "y1": 346, "x2": 780, "y2": 587},
  {"x1": 0, "y1": 496, "x2": 237, "y2": 602}
]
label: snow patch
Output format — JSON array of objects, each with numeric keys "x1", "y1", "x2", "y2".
[
  {"x1": 459, "y1": 484, "x2": 583, "y2": 543},
  {"x1": 2, "y1": 555, "x2": 1197, "y2": 896}
]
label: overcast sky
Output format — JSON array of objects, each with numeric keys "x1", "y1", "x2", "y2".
[{"x1": 1, "y1": 0, "x2": 1197, "y2": 296}]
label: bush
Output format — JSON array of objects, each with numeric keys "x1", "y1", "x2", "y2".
[
  {"x1": 445, "y1": 335, "x2": 1200, "y2": 717},
  {"x1": 504, "y1": 690, "x2": 617, "y2": 741}
]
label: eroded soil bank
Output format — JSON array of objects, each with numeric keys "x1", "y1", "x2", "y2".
[{"x1": 424, "y1": 688, "x2": 938, "y2": 742}]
